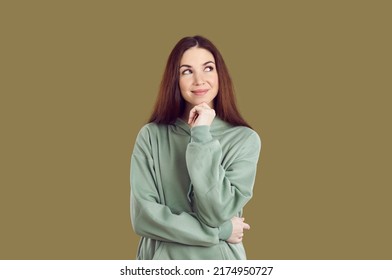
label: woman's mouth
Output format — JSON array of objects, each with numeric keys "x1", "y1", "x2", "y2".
[{"x1": 191, "y1": 89, "x2": 209, "y2": 96}]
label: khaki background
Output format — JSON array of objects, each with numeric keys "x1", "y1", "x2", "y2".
[{"x1": 1, "y1": 0, "x2": 391, "y2": 259}]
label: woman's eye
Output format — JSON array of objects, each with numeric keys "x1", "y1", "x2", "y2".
[
  {"x1": 182, "y1": 69, "x2": 192, "y2": 75},
  {"x1": 205, "y1": 66, "x2": 214, "y2": 72}
]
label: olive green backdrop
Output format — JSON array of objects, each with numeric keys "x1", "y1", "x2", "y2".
[{"x1": 1, "y1": 0, "x2": 391, "y2": 259}]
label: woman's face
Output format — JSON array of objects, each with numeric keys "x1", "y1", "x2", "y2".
[{"x1": 179, "y1": 47, "x2": 219, "y2": 109}]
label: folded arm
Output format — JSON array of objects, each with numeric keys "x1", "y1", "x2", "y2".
[{"x1": 186, "y1": 126, "x2": 261, "y2": 227}]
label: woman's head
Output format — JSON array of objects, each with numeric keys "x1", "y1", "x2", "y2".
[{"x1": 149, "y1": 35, "x2": 250, "y2": 128}]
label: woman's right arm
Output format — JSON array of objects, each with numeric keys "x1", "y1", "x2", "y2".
[{"x1": 130, "y1": 126, "x2": 232, "y2": 247}]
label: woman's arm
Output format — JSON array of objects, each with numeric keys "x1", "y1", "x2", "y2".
[
  {"x1": 186, "y1": 126, "x2": 261, "y2": 228},
  {"x1": 130, "y1": 126, "x2": 232, "y2": 247}
]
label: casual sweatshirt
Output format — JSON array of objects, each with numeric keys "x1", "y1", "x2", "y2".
[{"x1": 130, "y1": 116, "x2": 261, "y2": 260}]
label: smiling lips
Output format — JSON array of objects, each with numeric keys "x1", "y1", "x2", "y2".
[{"x1": 191, "y1": 89, "x2": 209, "y2": 96}]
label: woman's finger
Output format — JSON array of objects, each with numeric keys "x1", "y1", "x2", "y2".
[
  {"x1": 243, "y1": 222, "x2": 251, "y2": 230},
  {"x1": 188, "y1": 103, "x2": 215, "y2": 125},
  {"x1": 188, "y1": 108, "x2": 198, "y2": 124}
]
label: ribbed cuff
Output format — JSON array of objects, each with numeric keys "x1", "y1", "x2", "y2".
[
  {"x1": 190, "y1": 126, "x2": 213, "y2": 143},
  {"x1": 218, "y1": 220, "x2": 233, "y2": 241}
]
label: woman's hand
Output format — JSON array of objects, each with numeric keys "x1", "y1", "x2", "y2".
[
  {"x1": 226, "y1": 217, "x2": 250, "y2": 244},
  {"x1": 188, "y1": 102, "x2": 216, "y2": 127}
]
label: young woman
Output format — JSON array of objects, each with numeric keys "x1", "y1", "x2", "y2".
[{"x1": 130, "y1": 35, "x2": 261, "y2": 259}]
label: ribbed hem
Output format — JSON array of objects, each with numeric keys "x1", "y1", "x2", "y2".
[
  {"x1": 190, "y1": 126, "x2": 213, "y2": 143},
  {"x1": 218, "y1": 220, "x2": 233, "y2": 241}
]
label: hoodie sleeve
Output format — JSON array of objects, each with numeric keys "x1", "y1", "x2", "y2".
[
  {"x1": 186, "y1": 125, "x2": 261, "y2": 228},
  {"x1": 130, "y1": 126, "x2": 232, "y2": 246}
]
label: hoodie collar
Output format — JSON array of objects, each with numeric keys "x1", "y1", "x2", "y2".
[{"x1": 173, "y1": 116, "x2": 232, "y2": 135}]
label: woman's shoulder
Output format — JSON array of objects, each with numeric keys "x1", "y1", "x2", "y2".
[
  {"x1": 230, "y1": 125, "x2": 261, "y2": 147},
  {"x1": 137, "y1": 121, "x2": 167, "y2": 135},
  {"x1": 133, "y1": 122, "x2": 170, "y2": 155},
  {"x1": 217, "y1": 119, "x2": 260, "y2": 140},
  {"x1": 231, "y1": 125, "x2": 258, "y2": 136},
  {"x1": 133, "y1": 122, "x2": 161, "y2": 144},
  {"x1": 215, "y1": 120, "x2": 261, "y2": 151}
]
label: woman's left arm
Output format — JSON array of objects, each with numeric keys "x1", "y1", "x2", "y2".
[{"x1": 185, "y1": 126, "x2": 261, "y2": 228}]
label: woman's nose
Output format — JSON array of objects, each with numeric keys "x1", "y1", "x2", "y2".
[{"x1": 193, "y1": 72, "x2": 205, "y2": 85}]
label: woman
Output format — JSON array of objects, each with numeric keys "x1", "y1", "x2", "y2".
[{"x1": 130, "y1": 35, "x2": 261, "y2": 260}]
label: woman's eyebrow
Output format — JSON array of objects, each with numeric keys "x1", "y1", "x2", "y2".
[
  {"x1": 203, "y1": 61, "x2": 215, "y2": 65},
  {"x1": 179, "y1": 61, "x2": 215, "y2": 68}
]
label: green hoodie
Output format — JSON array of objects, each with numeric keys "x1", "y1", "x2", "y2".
[{"x1": 130, "y1": 117, "x2": 261, "y2": 259}]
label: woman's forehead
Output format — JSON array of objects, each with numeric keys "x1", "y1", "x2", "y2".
[{"x1": 180, "y1": 47, "x2": 215, "y2": 65}]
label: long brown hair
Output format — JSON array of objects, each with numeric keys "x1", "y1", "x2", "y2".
[{"x1": 148, "y1": 35, "x2": 251, "y2": 128}]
